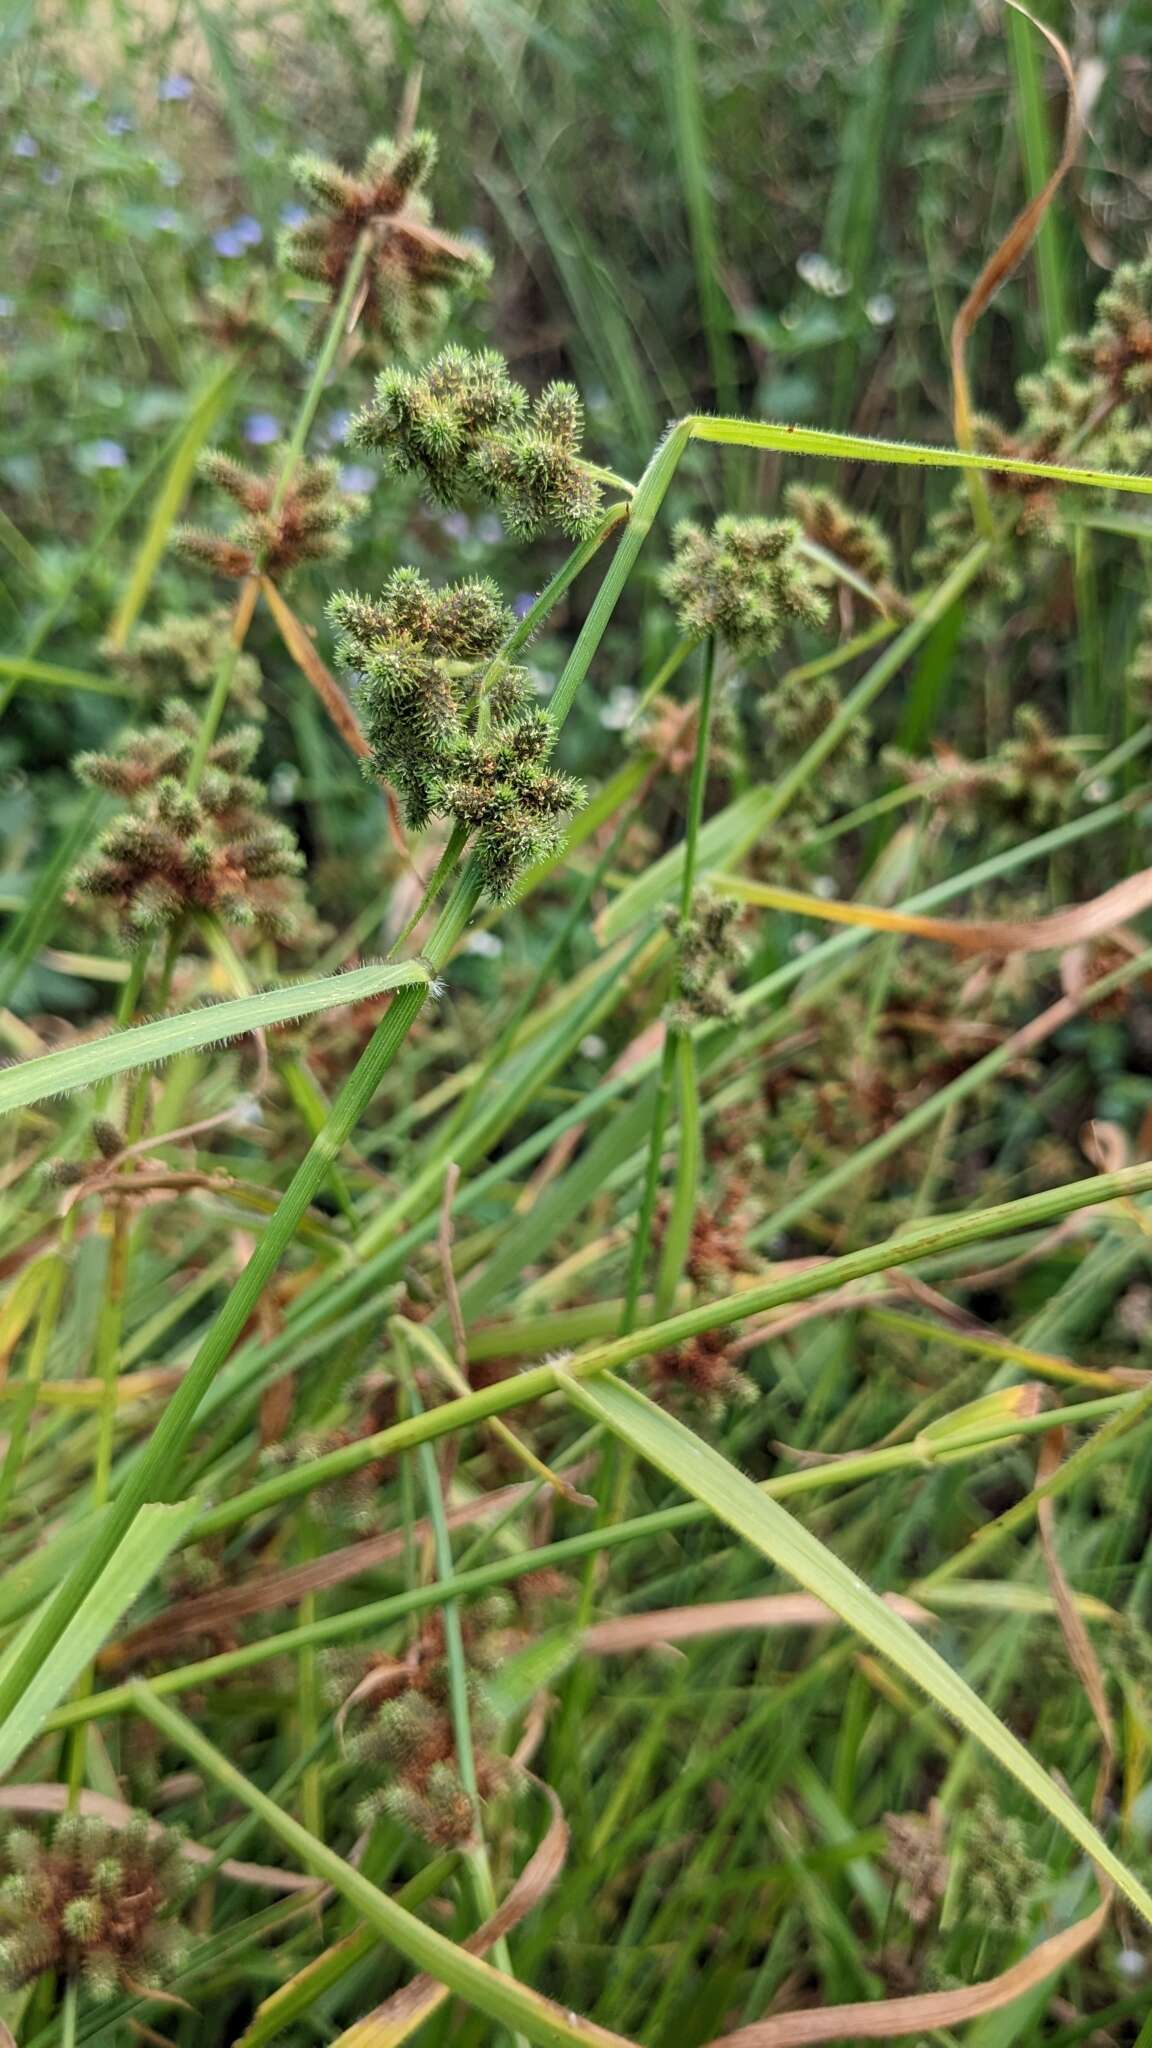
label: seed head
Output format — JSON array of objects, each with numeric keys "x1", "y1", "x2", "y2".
[
  {"x1": 348, "y1": 345, "x2": 604, "y2": 540},
  {"x1": 783, "y1": 483, "x2": 906, "y2": 615},
  {"x1": 664, "y1": 889, "x2": 744, "y2": 1028},
  {"x1": 107, "y1": 610, "x2": 264, "y2": 718},
  {"x1": 174, "y1": 452, "x2": 363, "y2": 584},
  {"x1": 0, "y1": 1813, "x2": 192, "y2": 2000},
  {"x1": 74, "y1": 706, "x2": 311, "y2": 946},
  {"x1": 661, "y1": 515, "x2": 829, "y2": 656},
  {"x1": 280, "y1": 133, "x2": 490, "y2": 351},
  {"x1": 329, "y1": 571, "x2": 582, "y2": 893}
]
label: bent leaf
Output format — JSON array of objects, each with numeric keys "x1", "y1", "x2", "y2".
[
  {"x1": 0, "y1": 958, "x2": 433, "y2": 1116},
  {"x1": 557, "y1": 1368, "x2": 1152, "y2": 1926}
]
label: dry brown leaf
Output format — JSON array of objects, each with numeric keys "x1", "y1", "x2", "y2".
[
  {"x1": 702, "y1": 1883, "x2": 1109, "y2": 2044},
  {"x1": 734, "y1": 867, "x2": 1152, "y2": 957},
  {"x1": 950, "y1": 3, "x2": 1082, "y2": 451},
  {"x1": 583, "y1": 1592, "x2": 933, "y2": 1655},
  {"x1": 102, "y1": 1482, "x2": 534, "y2": 1667},
  {"x1": 259, "y1": 577, "x2": 372, "y2": 764},
  {"x1": 0, "y1": 1786, "x2": 318, "y2": 1894}
]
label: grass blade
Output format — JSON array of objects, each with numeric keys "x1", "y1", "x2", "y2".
[
  {"x1": 0, "y1": 959, "x2": 434, "y2": 1116},
  {"x1": 556, "y1": 1369, "x2": 1152, "y2": 1924},
  {"x1": 0, "y1": 1501, "x2": 196, "y2": 1780}
]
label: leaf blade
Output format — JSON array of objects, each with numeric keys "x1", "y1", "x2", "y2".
[{"x1": 557, "y1": 1368, "x2": 1152, "y2": 1925}]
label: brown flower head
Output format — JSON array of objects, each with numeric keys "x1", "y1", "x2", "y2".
[
  {"x1": 175, "y1": 451, "x2": 363, "y2": 583},
  {"x1": 74, "y1": 707, "x2": 311, "y2": 945},
  {"x1": 0, "y1": 1812, "x2": 191, "y2": 2001},
  {"x1": 280, "y1": 132, "x2": 490, "y2": 351}
]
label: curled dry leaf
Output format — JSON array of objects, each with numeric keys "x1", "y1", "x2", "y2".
[
  {"x1": 950, "y1": 1, "x2": 1082, "y2": 451},
  {"x1": 723, "y1": 866, "x2": 1152, "y2": 958},
  {"x1": 701, "y1": 1884, "x2": 1110, "y2": 2044}
]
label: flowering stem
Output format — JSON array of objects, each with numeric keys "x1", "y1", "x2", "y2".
[
  {"x1": 186, "y1": 231, "x2": 374, "y2": 795},
  {"x1": 184, "y1": 573, "x2": 260, "y2": 794},
  {"x1": 266, "y1": 228, "x2": 374, "y2": 527}
]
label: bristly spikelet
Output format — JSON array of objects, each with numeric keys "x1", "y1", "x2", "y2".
[
  {"x1": 0, "y1": 1813, "x2": 192, "y2": 1999},
  {"x1": 329, "y1": 571, "x2": 583, "y2": 895},
  {"x1": 783, "y1": 483, "x2": 907, "y2": 615},
  {"x1": 958, "y1": 1794, "x2": 1040, "y2": 1935},
  {"x1": 174, "y1": 453, "x2": 364, "y2": 584},
  {"x1": 347, "y1": 345, "x2": 604, "y2": 540},
  {"x1": 664, "y1": 889, "x2": 744, "y2": 1028},
  {"x1": 280, "y1": 132, "x2": 490, "y2": 352},
  {"x1": 73, "y1": 704, "x2": 311, "y2": 945},
  {"x1": 106, "y1": 610, "x2": 264, "y2": 718},
  {"x1": 660, "y1": 515, "x2": 829, "y2": 655},
  {"x1": 1062, "y1": 255, "x2": 1152, "y2": 406},
  {"x1": 347, "y1": 1608, "x2": 519, "y2": 1849},
  {"x1": 756, "y1": 670, "x2": 870, "y2": 830}
]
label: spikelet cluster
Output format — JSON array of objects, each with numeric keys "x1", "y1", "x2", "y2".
[
  {"x1": 350, "y1": 1604, "x2": 518, "y2": 1847},
  {"x1": 756, "y1": 670, "x2": 869, "y2": 830},
  {"x1": 281, "y1": 132, "x2": 490, "y2": 351},
  {"x1": 661, "y1": 515, "x2": 828, "y2": 656},
  {"x1": 106, "y1": 609, "x2": 263, "y2": 718},
  {"x1": 959, "y1": 1794, "x2": 1040, "y2": 1935},
  {"x1": 1063, "y1": 256, "x2": 1152, "y2": 404},
  {"x1": 882, "y1": 1802, "x2": 949, "y2": 1927},
  {"x1": 783, "y1": 483, "x2": 906, "y2": 615},
  {"x1": 0, "y1": 1813, "x2": 191, "y2": 2000},
  {"x1": 648, "y1": 1328, "x2": 755, "y2": 1418},
  {"x1": 329, "y1": 571, "x2": 583, "y2": 897},
  {"x1": 74, "y1": 707, "x2": 309, "y2": 943},
  {"x1": 886, "y1": 707, "x2": 1082, "y2": 834},
  {"x1": 348, "y1": 345, "x2": 603, "y2": 540},
  {"x1": 916, "y1": 261, "x2": 1152, "y2": 598},
  {"x1": 663, "y1": 890, "x2": 744, "y2": 1028},
  {"x1": 260, "y1": 1375, "x2": 399, "y2": 1535},
  {"x1": 175, "y1": 452, "x2": 362, "y2": 583}
]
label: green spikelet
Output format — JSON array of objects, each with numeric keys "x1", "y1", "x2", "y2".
[
  {"x1": 348, "y1": 346, "x2": 603, "y2": 539},
  {"x1": 661, "y1": 515, "x2": 829, "y2": 655}
]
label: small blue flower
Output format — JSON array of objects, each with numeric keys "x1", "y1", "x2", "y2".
[
  {"x1": 11, "y1": 134, "x2": 38, "y2": 159},
  {"x1": 158, "y1": 159, "x2": 183, "y2": 188},
  {"x1": 320, "y1": 409, "x2": 350, "y2": 447},
  {"x1": 105, "y1": 112, "x2": 134, "y2": 137},
  {"x1": 279, "y1": 202, "x2": 309, "y2": 229},
  {"x1": 153, "y1": 208, "x2": 181, "y2": 233},
  {"x1": 40, "y1": 165, "x2": 61, "y2": 187},
  {"x1": 244, "y1": 411, "x2": 281, "y2": 446},
  {"x1": 79, "y1": 439, "x2": 128, "y2": 471},
  {"x1": 338, "y1": 463, "x2": 376, "y2": 495},
  {"x1": 441, "y1": 511, "x2": 471, "y2": 543},
  {"x1": 476, "y1": 514, "x2": 504, "y2": 547},
  {"x1": 213, "y1": 227, "x2": 246, "y2": 259},
  {"x1": 76, "y1": 81, "x2": 100, "y2": 105},
  {"x1": 513, "y1": 593, "x2": 535, "y2": 620},
  {"x1": 234, "y1": 214, "x2": 263, "y2": 248},
  {"x1": 157, "y1": 73, "x2": 194, "y2": 102},
  {"x1": 99, "y1": 307, "x2": 128, "y2": 332}
]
